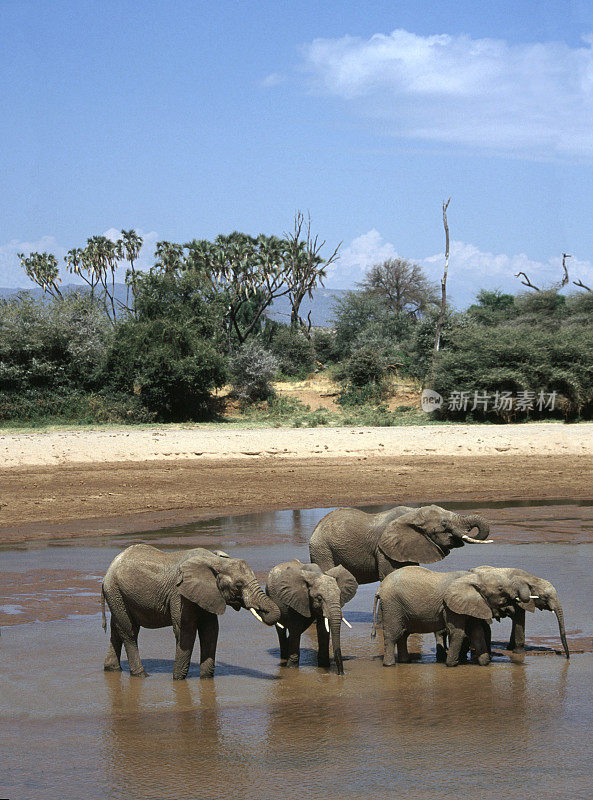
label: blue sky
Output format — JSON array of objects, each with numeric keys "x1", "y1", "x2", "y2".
[{"x1": 2, "y1": 0, "x2": 593, "y2": 305}]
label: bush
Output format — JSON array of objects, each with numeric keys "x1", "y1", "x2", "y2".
[
  {"x1": 337, "y1": 347, "x2": 386, "y2": 387},
  {"x1": 312, "y1": 328, "x2": 339, "y2": 364},
  {"x1": 0, "y1": 292, "x2": 111, "y2": 392},
  {"x1": 269, "y1": 326, "x2": 315, "y2": 377},
  {"x1": 432, "y1": 324, "x2": 593, "y2": 421},
  {"x1": 107, "y1": 319, "x2": 227, "y2": 421},
  {"x1": 0, "y1": 390, "x2": 153, "y2": 425},
  {"x1": 229, "y1": 340, "x2": 279, "y2": 406}
]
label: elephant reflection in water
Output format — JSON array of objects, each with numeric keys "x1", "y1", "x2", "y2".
[{"x1": 103, "y1": 674, "x2": 226, "y2": 799}]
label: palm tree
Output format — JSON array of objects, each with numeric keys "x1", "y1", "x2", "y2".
[{"x1": 118, "y1": 229, "x2": 143, "y2": 313}]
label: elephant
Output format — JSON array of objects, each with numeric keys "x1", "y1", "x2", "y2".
[
  {"x1": 265, "y1": 560, "x2": 358, "y2": 674},
  {"x1": 469, "y1": 566, "x2": 569, "y2": 659},
  {"x1": 309, "y1": 504, "x2": 493, "y2": 585},
  {"x1": 101, "y1": 544, "x2": 281, "y2": 679},
  {"x1": 371, "y1": 565, "x2": 534, "y2": 667}
]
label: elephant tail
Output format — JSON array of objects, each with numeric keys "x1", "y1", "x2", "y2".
[
  {"x1": 101, "y1": 585, "x2": 107, "y2": 632},
  {"x1": 371, "y1": 593, "x2": 381, "y2": 639}
]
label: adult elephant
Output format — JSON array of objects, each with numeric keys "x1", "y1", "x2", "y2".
[
  {"x1": 309, "y1": 504, "x2": 492, "y2": 584},
  {"x1": 469, "y1": 566, "x2": 569, "y2": 658},
  {"x1": 101, "y1": 544, "x2": 281, "y2": 679},
  {"x1": 266, "y1": 560, "x2": 358, "y2": 674},
  {"x1": 372, "y1": 565, "x2": 533, "y2": 667}
]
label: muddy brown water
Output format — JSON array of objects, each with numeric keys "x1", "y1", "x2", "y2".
[{"x1": 2, "y1": 500, "x2": 593, "y2": 800}]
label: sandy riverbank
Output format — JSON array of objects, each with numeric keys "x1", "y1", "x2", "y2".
[
  {"x1": 1, "y1": 422, "x2": 592, "y2": 466},
  {"x1": 1, "y1": 423, "x2": 591, "y2": 544}
]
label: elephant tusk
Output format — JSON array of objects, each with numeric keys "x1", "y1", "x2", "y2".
[
  {"x1": 529, "y1": 595, "x2": 539, "y2": 599},
  {"x1": 276, "y1": 622, "x2": 285, "y2": 629},
  {"x1": 461, "y1": 534, "x2": 494, "y2": 544},
  {"x1": 324, "y1": 617, "x2": 330, "y2": 633},
  {"x1": 249, "y1": 608, "x2": 263, "y2": 623},
  {"x1": 342, "y1": 617, "x2": 352, "y2": 629}
]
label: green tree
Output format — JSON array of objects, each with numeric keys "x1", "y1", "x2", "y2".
[{"x1": 359, "y1": 257, "x2": 438, "y2": 319}]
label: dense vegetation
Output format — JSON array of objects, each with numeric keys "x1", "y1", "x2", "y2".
[{"x1": 3, "y1": 227, "x2": 592, "y2": 426}]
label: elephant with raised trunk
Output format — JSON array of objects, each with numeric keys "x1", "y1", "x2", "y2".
[
  {"x1": 372, "y1": 565, "x2": 534, "y2": 667},
  {"x1": 101, "y1": 544, "x2": 281, "y2": 679},
  {"x1": 309, "y1": 504, "x2": 492, "y2": 584},
  {"x1": 469, "y1": 566, "x2": 569, "y2": 659},
  {"x1": 266, "y1": 560, "x2": 358, "y2": 674}
]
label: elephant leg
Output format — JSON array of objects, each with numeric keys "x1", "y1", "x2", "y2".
[
  {"x1": 103, "y1": 619, "x2": 123, "y2": 672},
  {"x1": 122, "y1": 625, "x2": 146, "y2": 677},
  {"x1": 469, "y1": 621, "x2": 490, "y2": 666},
  {"x1": 197, "y1": 614, "x2": 219, "y2": 679},
  {"x1": 172, "y1": 611, "x2": 198, "y2": 681},
  {"x1": 445, "y1": 612, "x2": 467, "y2": 667},
  {"x1": 508, "y1": 608, "x2": 526, "y2": 653},
  {"x1": 316, "y1": 617, "x2": 330, "y2": 669},
  {"x1": 435, "y1": 630, "x2": 447, "y2": 663},
  {"x1": 396, "y1": 634, "x2": 411, "y2": 663},
  {"x1": 277, "y1": 625, "x2": 289, "y2": 662},
  {"x1": 105, "y1": 588, "x2": 147, "y2": 677},
  {"x1": 483, "y1": 620, "x2": 492, "y2": 657},
  {"x1": 285, "y1": 629, "x2": 302, "y2": 668},
  {"x1": 458, "y1": 635, "x2": 471, "y2": 663}
]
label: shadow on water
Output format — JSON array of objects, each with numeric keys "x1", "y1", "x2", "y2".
[{"x1": 124, "y1": 658, "x2": 280, "y2": 681}]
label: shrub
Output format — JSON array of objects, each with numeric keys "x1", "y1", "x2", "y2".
[
  {"x1": 338, "y1": 347, "x2": 386, "y2": 387},
  {"x1": 229, "y1": 340, "x2": 279, "y2": 406},
  {"x1": 107, "y1": 319, "x2": 227, "y2": 421},
  {"x1": 269, "y1": 326, "x2": 315, "y2": 377},
  {"x1": 312, "y1": 328, "x2": 339, "y2": 364}
]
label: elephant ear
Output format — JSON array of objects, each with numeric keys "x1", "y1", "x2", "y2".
[
  {"x1": 326, "y1": 566, "x2": 358, "y2": 606},
  {"x1": 378, "y1": 512, "x2": 444, "y2": 565},
  {"x1": 267, "y1": 560, "x2": 311, "y2": 617},
  {"x1": 444, "y1": 576, "x2": 492, "y2": 621},
  {"x1": 176, "y1": 558, "x2": 226, "y2": 615}
]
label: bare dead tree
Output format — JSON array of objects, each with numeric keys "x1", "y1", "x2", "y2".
[
  {"x1": 574, "y1": 278, "x2": 593, "y2": 292},
  {"x1": 284, "y1": 210, "x2": 340, "y2": 337},
  {"x1": 516, "y1": 253, "x2": 574, "y2": 293},
  {"x1": 430, "y1": 197, "x2": 451, "y2": 380},
  {"x1": 515, "y1": 271, "x2": 541, "y2": 291},
  {"x1": 560, "y1": 253, "x2": 571, "y2": 287}
]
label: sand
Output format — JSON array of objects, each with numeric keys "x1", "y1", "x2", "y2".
[{"x1": 1, "y1": 422, "x2": 592, "y2": 467}]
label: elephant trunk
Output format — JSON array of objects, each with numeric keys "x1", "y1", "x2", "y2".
[
  {"x1": 552, "y1": 603, "x2": 570, "y2": 659},
  {"x1": 456, "y1": 513, "x2": 491, "y2": 541},
  {"x1": 327, "y1": 602, "x2": 344, "y2": 675},
  {"x1": 244, "y1": 580, "x2": 281, "y2": 626}
]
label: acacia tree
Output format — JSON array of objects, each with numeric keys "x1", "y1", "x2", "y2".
[
  {"x1": 284, "y1": 211, "x2": 340, "y2": 334},
  {"x1": 184, "y1": 231, "x2": 291, "y2": 345},
  {"x1": 17, "y1": 251, "x2": 63, "y2": 299},
  {"x1": 359, "y1": 257, "x2": 438, "y2": 319}
]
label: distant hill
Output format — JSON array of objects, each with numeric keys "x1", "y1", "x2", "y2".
[{"x1": 0, "y1": 284, "x2": 347, "y2": 328}]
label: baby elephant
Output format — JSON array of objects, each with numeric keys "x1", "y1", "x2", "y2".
[
  {"x1": 373, "y1": 565, "x2": 533, "y2": 667},
  {"x1": 469, "y1": 566, "x2": 569, "y2": 658},
  {"x1": 266, "y1": 560, "x2": 358, "y2": 674}
]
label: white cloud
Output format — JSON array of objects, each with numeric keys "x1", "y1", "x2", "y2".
[
  {"x1": 0, "y1": 228, "x2": 159, "y2": 289},
  {"x1": 303, "y1": 29, "x2": 593, "y2": 156},
  {"x1": 326, "y1": 229, "x2": 399, "y2": 286},
  {"x1": 260, "y1": 72, "x2": 286, "y2": 88},
  {"x1": 326, "y1": 228, "x2": 593, "y2": 305}
]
